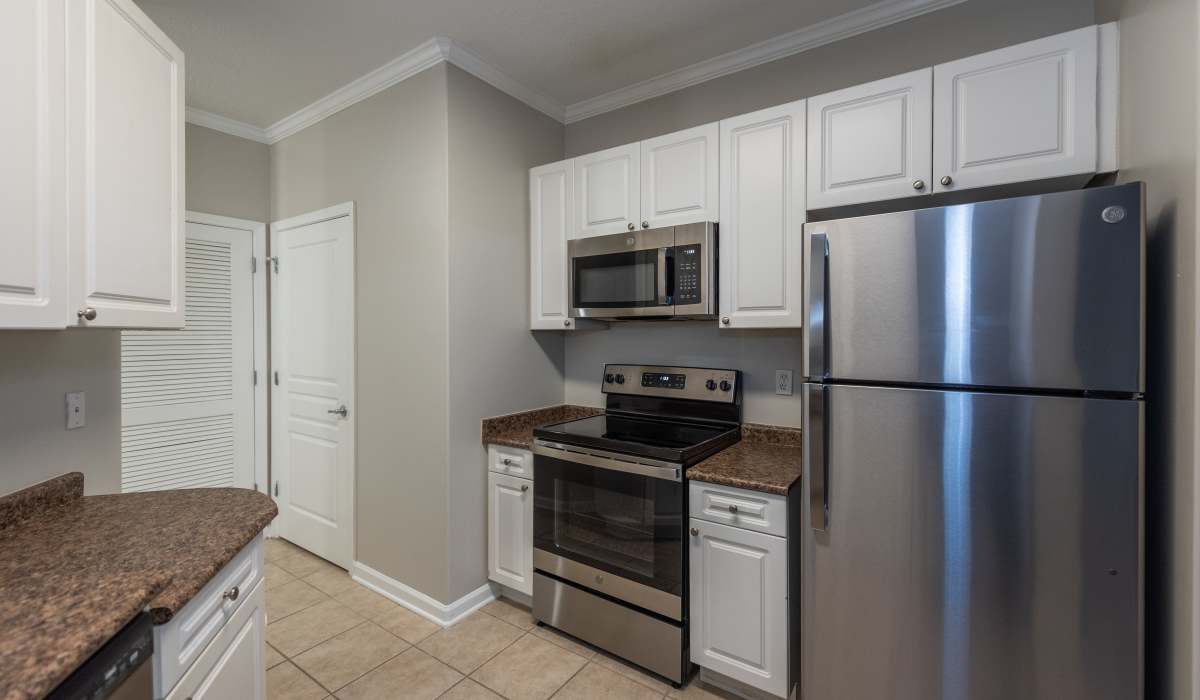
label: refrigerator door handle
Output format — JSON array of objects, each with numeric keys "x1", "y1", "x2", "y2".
[
  {"x1": 808, "y1": 231, "x2": 829, "y2": 378},
  {"x1": 806, "y1": 384, "x2": 830, "y2": 531}
]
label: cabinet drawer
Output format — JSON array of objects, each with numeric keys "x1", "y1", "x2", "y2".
[
  {"x1": 689, "y1": 482, "x2": 787, "y2": 537},
  {"x1": 488, "y1": 444, "x2": 533, "y2": 479},
  {"x1": 165, "y1": 578, "x2": 266, "y2": 700},
  {"x1": 154, "y1": 534, "x2": 264, "y2": 698}
]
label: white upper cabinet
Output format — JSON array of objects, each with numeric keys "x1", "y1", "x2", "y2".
[
  {"x1": 530, "y1": 160, "x2": 576, "y2": 330},
  {"x1": 67, "y1": 0, "x2": 185, "y2": 328},
  {"x1": 640, "y1": 123, "x2": 719, "y2": 228},
  {"x1": 807, "y1": 69, "x2": 934, "y2": 209},
  {"x1": 719, "y1": 100, "x2": 806, "y2": 329},
  {"x1": 573, "y1": 143, "x2": 640, "y2": 239},
  {"x1": 933, "y1": 25, "x2": 1098, "y2": 193},
  {"x1": 0, "y1": 0, "x2": 68, "y2": 329}
]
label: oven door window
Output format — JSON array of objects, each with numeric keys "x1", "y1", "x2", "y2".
[
  {"x1": 534, "y1": 454, "x2": 683, "y2": 597},
  {"x1": 572, "y1": 250, "x2": 664, "y2": 309}
]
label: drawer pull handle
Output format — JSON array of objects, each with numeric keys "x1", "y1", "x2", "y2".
[
  {"x1": 727, "y1": 504, "x2": 738, "y2": 514},
  {"x1": 690, "y1": 527, "x2": 699, "y2": 536},
  {"x1": 223, "y1": 585, "x2": 240, "y2": 602},
  {"x1": 521, "y1": 484, "x2": 529, "y2": 492},
  {"x1": 502, "y1": 458, "x2": 514, "y2": 466}
]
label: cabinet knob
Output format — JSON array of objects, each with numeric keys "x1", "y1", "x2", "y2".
[
  {"x1": 641, "y1": 221, "x2": 650, "y2": 229},
  {"x1": 563, "y1": 319, "x2": 571, "y2": 327},
  {"x1": 721, "y1": 317, "x2": 730, "y2": 325},
  {"x1": 222, "y1": 585, "x2": 240, "y2": 602},
  {"x1": 77, "y1": 307, "x2": 97, "y2": 321},
  {"x1": 728, "y1": 504, "x2": 738, "y2": 514},
  {"x1": 521, "y1": 484, "x2": 529, "y2": 492},
  {"x1": 690, "y1": 527, "x2": 699, "y2": 536},
  {"x1": 912, "y1": 179, "x2": 925, "y2": 191},
  {"x1": 627, "y1": 223, "x2": 635, "y2": 231},
  {"x1": 502, "y1": 458, "x2": 513, "y2": 466},
  {"x1": 940, "y1": 175, "x2": 953, "y2": 186}
]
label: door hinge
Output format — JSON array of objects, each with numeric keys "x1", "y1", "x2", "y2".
[
  {"x1": 251, "y1": 256, "x2": 257, "y2": 274},
  {"x1": 269, "y1": 256, "x2": 279, "y2": 273},
  {"x1": 273, "y1": 371, "x2": 280, "y2": 386},
  {"x1": 273, "y1": 481, "x2": 279, "y2": 497}
]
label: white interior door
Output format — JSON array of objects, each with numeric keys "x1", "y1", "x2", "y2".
[
  {"x1": 271, "y1": 203, "x2": 355, "y2": 569},
  {"x1": 121, "y1": 215, "x2": 258, "y2": 491}
]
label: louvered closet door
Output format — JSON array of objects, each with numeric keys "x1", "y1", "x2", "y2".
[{"x1": 121, "y1": 222, "x2": 253, "y2": 491}]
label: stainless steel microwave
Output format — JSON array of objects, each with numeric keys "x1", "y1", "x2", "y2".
[{"x1": 568, "y1": 223, "x2": 716, "y2": 319}]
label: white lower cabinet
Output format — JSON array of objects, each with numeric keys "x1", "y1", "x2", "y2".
[
  {"x1": 156, "y1": 535, "x2": 265, "y2": 699},
  {"x1": 488, "y1": 469, "x2": 534, "y2": 596},
  {"x1": 166, "y1": 579, "x2": 266, "y2": 700},
  {"x1": 689, "y1": 516, "x2": 788, "y2": 698}
]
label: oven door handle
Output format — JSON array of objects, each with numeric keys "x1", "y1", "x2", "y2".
[{"x1": 533, "y1": 441, "x2": 682, "y2": 482}]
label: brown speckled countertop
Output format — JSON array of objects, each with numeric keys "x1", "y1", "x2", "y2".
[
  {"x1": 482, "y1": 404, "x2": 603, "y2": 449},
  {"x1": 687, "y1": 423, "x2": 803, "y2": 495},
  {"x1": 0, "y1": 473, "x2": 277, "y2": 700}
]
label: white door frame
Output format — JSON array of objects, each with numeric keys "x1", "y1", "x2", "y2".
[
  {"x1": 185, "y1": 211, "x2": 269, "y2": 494},
  {"x1": 269, "y1": 201, "x2": 356, "y2": 564}
]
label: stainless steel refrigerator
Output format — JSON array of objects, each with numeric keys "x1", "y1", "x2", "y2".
[{"x1": 801, "y1": 183, "x2": 1144, "y2": 700}]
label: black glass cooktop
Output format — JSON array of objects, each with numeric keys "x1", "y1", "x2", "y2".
[{"x1": 534, "y1": 413, "x2": 739, "y2": 464}]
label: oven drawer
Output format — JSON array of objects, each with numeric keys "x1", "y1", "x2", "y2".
[
  {"x1": 689, "y1": 482, "x2": 787, "y2": 537},
  {"x1": 488, "y1": 444, "x2": 533, "y2": 479}
]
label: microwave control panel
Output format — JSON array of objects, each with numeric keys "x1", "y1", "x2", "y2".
[{"x1": 674, "y1": 244, "x2": 702, "y2": 305}]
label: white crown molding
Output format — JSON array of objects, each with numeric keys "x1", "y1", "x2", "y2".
[
  {"x1": 444, "y1": 41, "x2": 567, "y2": 123},
  {"x1": 563, "y1": 0, "x2": 968, "y2": 123},
  {"x1": 263, "y1": 37, "x2": 449, "y2": 143},
  {"x1": 185, "y1": 107, "x2": 269, "y2": 143}
]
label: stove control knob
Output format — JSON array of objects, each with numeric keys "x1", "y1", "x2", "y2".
[
  {"x1": 705, "y1": 379, "x2": 717, "y2": 391},
  {"x1": 604, "y1": 373, "x2": 615, "y2": 384},
  {"x1": 719, "y1": 380, "x2": 732, "y2": 392},
  {"x1": 615, "y1": 374, "x2": 625, "y2": 384}
]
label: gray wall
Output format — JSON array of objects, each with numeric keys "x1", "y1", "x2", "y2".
[
  {"x1": 187, "y1": 123, "x2": 270, "y2": 222},
  {"x1": 561, "y1": 0, "x2": 1098, "y2": 427},
  {"x1": 271, "y1": 65, "x2": 454, "y2": 601},
  {"x1": 1094, "y1": 0, "x2": 1197, "y2": 696},
  {"x1": 564, "y1": 0, "x2": 1097, "y2": 157},
  {"x1": 0, "y1": 331, "x2": 121, "y2": 496},
  {"x1": 444, "y1": 65, "x2": 566, "y2": 601}
]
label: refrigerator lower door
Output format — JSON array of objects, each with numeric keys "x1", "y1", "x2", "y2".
[{"x1": 802, "y1": 383, "x2": 1141, "y2": 700}]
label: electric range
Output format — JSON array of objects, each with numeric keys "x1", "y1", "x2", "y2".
[{"x1": 530, "y1": 363, "x2": 742, "y2": 686}]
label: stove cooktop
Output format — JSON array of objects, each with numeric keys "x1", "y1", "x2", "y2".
[{"x1": 533, "y1": 412, "x2": 740, "y2": 465}]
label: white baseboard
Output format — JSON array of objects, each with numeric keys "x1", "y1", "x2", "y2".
[{"x1": 350, "y1": 561, "x2": 495, "y2": 627}]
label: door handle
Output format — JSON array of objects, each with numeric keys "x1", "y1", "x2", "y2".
[
  {"x1": 806, "y1": 384, "x2": 830, "y2": 531},
  {"x1": 327, "y1": 404, "x2": 348, "y2": 418},
  {"x1": 808, "y1": 232, "x2": 830, "y2": 379}
]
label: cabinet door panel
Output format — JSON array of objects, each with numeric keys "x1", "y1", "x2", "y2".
[
  {"x1": 808, "y1": 69, "x2": 933, "y2": 208},
  {"x1": 641, "y1": 123, "x2": 719, "y2": 227},
  {"x1": 933, "y1": 25, "x2": 1097, "y2": 193},
  {"x1": 69, "y1": 0, "x2": 184, "y2": 327},
  {"x1": 719, "y1": 100, "x2": 806, "y2": 329},
  {"x1": 573, "y1": 144, "x2": 639, "y2": 238},
  {"x1": 489, "y1": 472, "x2": 533, "y2": 595},
  {"x1": 530, "y1": 160, "x2": 576, "y2": 329},
  {"x1": 166, "y1": 579, "x2": 266, "y2": 700},
  {"x1": 690, "y1": 518, "x2": 788, "y2": 697},
  {"x1": 0, "y1": 0, "x2": 67, "y2": 328}
]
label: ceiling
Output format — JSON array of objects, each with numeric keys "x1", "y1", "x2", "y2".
[{"x1": 136, "y1": 0, "x2": 898, "y2": 128}]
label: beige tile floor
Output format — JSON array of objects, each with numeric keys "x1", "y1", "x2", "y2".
[{"x1": 264, "y1": 538, "x2": 739, "y2": 700}]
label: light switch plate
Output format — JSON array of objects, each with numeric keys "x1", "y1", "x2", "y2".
[
  {"x1": 775, "y1": 370, "x2": 793, "y2": 396},
  {"x1": 66, "y1": 391, "x2": 85, "y2": 429}
]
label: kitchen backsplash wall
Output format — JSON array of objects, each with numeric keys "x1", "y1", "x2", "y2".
[
  {"x1": 564, "y1": 322, "x2": 804, "y2": 427},
  {"x1": 0, "y1": 331, "x2": 121, "y2": 496}
]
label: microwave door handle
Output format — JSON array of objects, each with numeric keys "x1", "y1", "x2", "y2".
[{"x1": 658, "y1": 246, "x2": 673, "y2": 306}]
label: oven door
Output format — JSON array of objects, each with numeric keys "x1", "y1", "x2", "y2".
[
  {"x1": 532, "y1": 443, "x2": 685, "y2": 620},
  {"x1": 569, "y1": 228, "x2": 674, "y2": 318}
]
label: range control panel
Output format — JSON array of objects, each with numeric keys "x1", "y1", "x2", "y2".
[{"x1": 602, "y1": 364, "x2": 738, "y2": 403}]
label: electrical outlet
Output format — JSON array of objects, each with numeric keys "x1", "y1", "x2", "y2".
[
  {"x1": 775, "y1": 370, "x2": 793, "y2": 396},
  {"x1": 66, "y1": 391, "x2": 85, "y2": 429}
]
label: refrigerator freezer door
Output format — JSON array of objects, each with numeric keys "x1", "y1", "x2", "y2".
[
  {"x1": 804, "y1": 183, "x2": 1144, "y2": 393},
  {"x1": 802, "y1": 383, "x2": 1141, "y2": 700}
]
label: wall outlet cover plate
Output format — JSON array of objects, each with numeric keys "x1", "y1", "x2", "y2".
[
  {"x1": 775, "y1": 370, "x2": 793, "y2": 396},
  {"x1": 66, "y1": 391, "x2": 85, "y2": 429}
]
